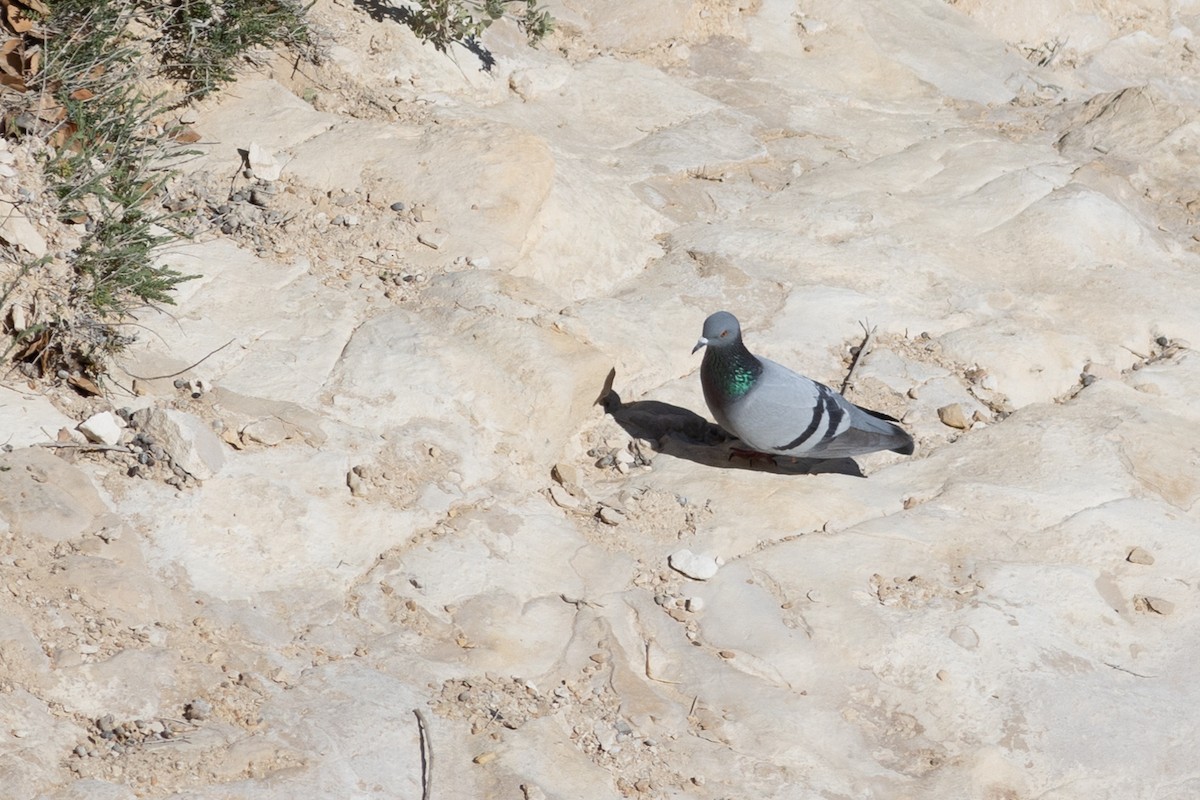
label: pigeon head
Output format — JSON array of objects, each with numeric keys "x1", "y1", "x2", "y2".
[{"x1": 692, "y1": 311, "x2": 742, "y2": 354}]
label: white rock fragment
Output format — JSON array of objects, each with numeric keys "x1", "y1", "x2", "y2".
[
  {"x1": 1134, "y1": 595, "x2": 1175, "y2": 616},
  {"x1": 668, "y1": 549, "x2": 720, "y2": 581},
  {"x1": 0, "y1": 194, "x2": 47, "y2": 257},
  {"x1": 417, "y1": 229, "x2": 449, "y2": 250},
  {"x1": 949, "y1": 625, "x2": 980, "y2": 650},
  {"x1": 8, "y1": 303, "x2": 26, "y2": 331},
  {"x1": 549, "y1": 484, "x2": 579, "y2": 510},
  {"x1": 937, "y1": 403, "x2": 971, "y2": 430},
  {"x1": 247, "y1": 142, "x2": 283, "y2": 181},
  {"x1": 241, "y1": 418, "x2": 289, "y2": 446},
  {"x1": 78, "y1": 411, "x2": 124, "y2": 446},
  {"x1": 598, "y1": 507, "x2": 625, "y2": 526},
  {"x1": 521, "y1": 783, "x2": 548, "y2": 800},
  {"x1": 1126, "y1": 546, "x2": 1155, "y2": 566},
  {"x1": 551, "y1": 462, "x2": 579, "y2": 489},
  {"x1": 685, "y1": 596, "x2": 705, "y2": 612},
  {"x1": 136, "y1": 408, "x2": 226, "y2": 480},
  {"x1": 347, "y1": 469, "x2": 369, "y2": 497}
]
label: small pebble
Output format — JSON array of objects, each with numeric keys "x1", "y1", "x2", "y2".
[
  {"x1": 551, "y1": 462, "x2": 579, "y2": 488},
  {"x1": 1134, "y1": 595, "x2": 1175, "y2": 615},
  {"x1": 685, "y1": 596, "x2": 705, "y2": 612},
  {"x1": 937, "y1": 403, "x2": 971, "y2": 430},
  {"x1": 390, "y1": 201, "x2": 406, "y2": 212},
  {"x1": 183, "y1": 699, "x2": 212, "y2": 721},
  {"x1": 668, "y1": 549, "x2": 720, "y2": 581},
  {"x1": 1156, "y1": 336, "x2": 1169, "y2": 347},
  {"x1": 346, "y1": 469, "x2": 369, "y2": 497},
  {"x1": 521, "y1": 785, "x2": 547, "y2": 800},
  {"x1": 1126, "y1": 546, "x2": 1155, "y2": 565},
  {"x1": 598, "y1": 507, "x2": 625, "y2": 526},
  {"x1": 549, "y1": 484, "x2": 579, "y2": 510},
  {"x1": 949, "y1": 625, "x2": 980, "y2": 650},
  {"x1": 417, "y1": 229, "x2": 449, "y2": 249},
  {"x1": 473, "y1": 751, "x2": 497, "y2": 765}
]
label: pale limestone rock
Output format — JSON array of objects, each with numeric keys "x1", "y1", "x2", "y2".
[
  {"x1": 0, "y1": 449, "x2": 108, "y2": 541},
  {"x1": 0, "y1": 385, "x2": 76, "y2": 448},
  {"x1": 1126, "y1": 546, "x2": 1155, "y2": 565},
  {"x1": 247, "y1": 142, "x2": 283, "y2": 181},
  {"x1": 77, "y1": 412, "x2": 123, "y2": 446},
  {"x1": 8, "y1": 0, "x2": 1200, "y2": 797},
  {"x1": 326, "y1": 307, "x2": 611, "y2": 470},
  {"x1": 136, "y1": 408, "x2": 225, "y2": 481},
  {"x1": 190, "y1": 79, "x2": 337, "y2": 173},
  {"x1": 937, "y1": 403, "x2": 971, "y2": 430},
  {"x1": 0, "y1": 194, "x2": 47, "y2": 257},
  {"x1": 555, "y1": 0, "x2": 696, "y2": 50},
  {"x1": 240, "y1": 418, "x2": 289, "y2": 446},
  {"x1": 126, "y1": 240, "x2": 359, "y2": 406},
  {"x1": 668, "y1": 549, "x2": 720, "y2": 580},
  {"x1": 287, "y1": 118, "x2": 555, "y2": 268},
  {"x1": 858, "y1": 0, "x2": 1031, "y2": 105},
  {"x1": 548, "y1": 484, "x2": 578, "y2": 509}
]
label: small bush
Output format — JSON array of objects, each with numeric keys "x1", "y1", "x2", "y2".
[{"x1": 408, "y1": 0, "x2": 554, "y2": 52}]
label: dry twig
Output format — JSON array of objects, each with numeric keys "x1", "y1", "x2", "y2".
[
  {"x1": 414, "y1": 708, "x2": 432, "y2": 800},
  {"x1": 840, "y1": 320, "x2": 876, "y2": 395}
]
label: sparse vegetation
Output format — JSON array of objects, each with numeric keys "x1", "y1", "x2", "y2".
[
  {"x1": 0, "y1": 0, "x2": 315, "y2": 384},
  {"x1": 407, "y1": 0, "x2": 554, "y2": 52}
]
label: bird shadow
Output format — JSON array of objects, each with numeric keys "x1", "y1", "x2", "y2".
[
  {"x1": 596, "y1": 370, "x2": 864, "y2": 478},
  {"x1": 351, "y1": 0, "x2": 498, "y2": 72}
]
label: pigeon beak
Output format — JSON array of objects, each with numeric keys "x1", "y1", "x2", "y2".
[{"x1": 691, "y1": 336, "x2": 708, "y2": 355}]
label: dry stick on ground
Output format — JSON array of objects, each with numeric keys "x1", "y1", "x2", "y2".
[
  {"x1": 414, "y1": 708, "x2": 432, "y2": 800},
  {"x1": 35, "y1": 442, "x2": 131, "y2": 453},
  {"x1": 839, "y1": 321, "x2": 876, "y2": 395},
  {"x1": 122, "y1": 338, "x2": 236, "y2": 382}
]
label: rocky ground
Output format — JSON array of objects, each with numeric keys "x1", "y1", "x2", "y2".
[{"x1": 3, "y1": 0, "x2": 1200, "y2": 798}]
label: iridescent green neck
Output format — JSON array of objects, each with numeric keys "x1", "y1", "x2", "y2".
[{"x1": 704, "y1": 342, "x2": 762, "y2": 399}]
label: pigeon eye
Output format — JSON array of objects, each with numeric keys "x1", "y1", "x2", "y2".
[{"x1": 719, "y1": 330, "x2": 729, "y2": 338}]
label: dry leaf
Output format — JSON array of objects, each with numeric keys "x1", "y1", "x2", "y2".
[
  {"x1": 171, "y1": 125, "x2": 201, "y2": 143},
  {"x1": 0, "y1": 72, "x2": 24, "y2": 92},
  {"x1": 47, "y1": 120, "x2": 75, "y2": 148},
  {"x1": 68, "y1": 87, "x2": 93, "y2": 101},
  {"x1": 68, "y1": 374, "x2": 103, "y2": 397},
  {"x1": 2, "y1": 52, "x2": 20, "y2": 78},
  {"x1": 29, "y1": 93, "x2": 63, "y2": 121},
  {"x1": 21, "y1": 0, "x2": 50, "y2": 15},
  {"x1": 6, "y1": 5, "x2": 33, "y2": 34}
]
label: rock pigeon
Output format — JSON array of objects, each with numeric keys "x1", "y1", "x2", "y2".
[{"x1": 693, "y1": 311, "x2": 914, "y2": 459}]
